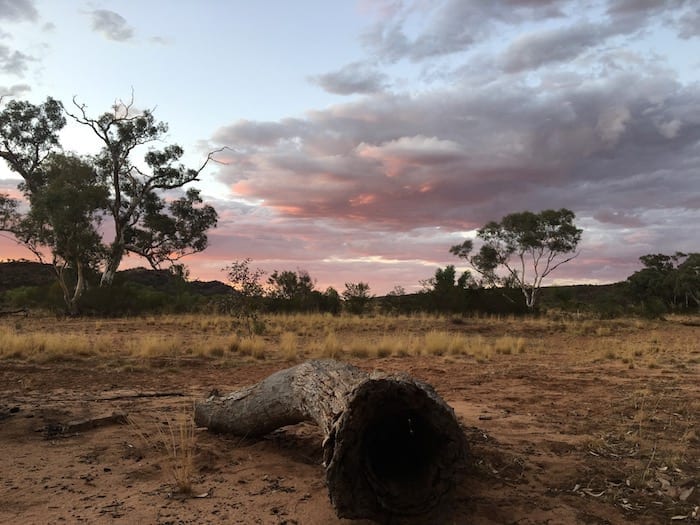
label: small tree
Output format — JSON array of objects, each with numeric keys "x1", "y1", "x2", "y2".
[
  {"x1": 342, "y1": 282, "x2": 373, "y2": 315},
  {"x1": 420, "y1": 265, "x2": 475, "y2": 313},
  {"x1": 221, "y1": 259, "x2": 267, "y2": 334},
  {"x1": 321, "y1": 286, "x2": 342, "y2": 315},
  {"x1": 268, "y1": 268, "x2": 315, "y2": 298},
  {"x1": 450, "y1": 208, "x2": 582, "y2": 310}
]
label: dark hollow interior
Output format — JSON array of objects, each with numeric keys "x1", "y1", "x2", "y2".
[{"x1": 362, "y1": 405, "x2": 442, "y2": 501}]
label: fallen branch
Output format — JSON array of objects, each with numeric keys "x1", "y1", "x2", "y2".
[
  {"x1": 0, "y1": 308, "x2": 28, "y2": 317},
  {"x1": 95, "y1": 391, "x2": 185, "y2": 401},
  {"x1": 195, "y1": 359, "x2": 467, "y2": 524},
  {"x1": 43, "y1": 411, "x2": 128, "y2": 438}
]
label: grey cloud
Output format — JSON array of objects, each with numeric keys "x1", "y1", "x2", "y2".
[
  {"x1": 310, "y1": 61, "x2": 388, "y2": 95},
  {"x1": 149, "y1": 36, "x2": 170, "y2": 45},
  {"x1": 605, "y1": 0, "x2": 689, "y2": 33},
  {"x1": 678, "y1": 9, "x2": 700, "y2": 39},
  {"x1": 0, "y1": 177, "x2": 22, "y2": 187},
  {"x1": 0, "y1": 45, "x2": 34, "y2": 75},
  {"x1": 362, "y1": 22, "x2": 410, "y2": 63},
  {"x1": 213, "y1": 70, "x2": 700, "y2": 234},
  {"x1": 212, "y1": 118, "x2": 309, "y2": 147},
  {"x1": 363, "y1": 0, "x2": 565, "y2": 62},
  {"x1": 501, "y1": 23, "x2": 606, "y2": 73},
  {"x1": 0, "y1": 83, "x2": 30, "y2": 96},
  {"x1": 593, "y1": 210, "x2": 645, "y2": 227},
  {"x1": 363, "y1": 0, "x2": 690, "y2": 68},
  {"x1": 199, "y1": 2, "x2": 698, "y2": 289},
  {"x1": 606, "y1": 0, "x2": 687, "y2": 17},
  {"x1": 89, "y1": 9, "x2": 134, "y2": 42},
  {"x1": 0, "y1": 0, "x2": 38, "y2": 22}
]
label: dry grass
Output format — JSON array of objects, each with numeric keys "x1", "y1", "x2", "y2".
[
  {"x1": 0, "y1": 313, "x2": 696, "y2": 368},
  {"x1": 586, "y1": 385, "x2": 698, "y2": 499},
  {"x1": 279, "y1": 331, "x2": 299, "y2": 361},
  {"x1": 314, "y1": 331, "x2": 343, "y2": 358},
  {"x1": 128, "y1": 408, "x2": 197, "y2": 495},
  {"x1": 237, "y1": 335, "x2": 267, "y2": 359},
  {"x1": 0, "y1": 326, "x2": 101, "y2": 361},
  {"x1": 0, "y1": 311, "x2": 697, "y2": 522}
]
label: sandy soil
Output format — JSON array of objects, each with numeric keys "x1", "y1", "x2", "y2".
[{"x1": 1, "y1": 318, "x2": 698, "y2": 524}]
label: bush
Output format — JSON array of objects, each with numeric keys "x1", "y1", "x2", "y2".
[{"x1": 2, "y1": 283, "x2": 64, "y2": 312}]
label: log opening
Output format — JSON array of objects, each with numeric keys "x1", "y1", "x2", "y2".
[{"x1": 195, "y1": 360, "x2": 467, "y2": 523}]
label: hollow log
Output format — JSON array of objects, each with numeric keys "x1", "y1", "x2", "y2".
[{"x1": 194, "y1": 359, "x2": 467, "y2": 524}]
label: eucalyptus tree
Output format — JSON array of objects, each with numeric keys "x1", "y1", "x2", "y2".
[
  {"x1": 450, "y1": 208, "x2": 582, "y2": 309},
  {"x1": 67, "y1": 95, "x2": 218, "y2": 286},
  {"x1": 0, "y1": 97, "x2": 101, "y2": 313},
  {"x1": 1, "y1": 94, "x2": 220, "y2": 313},
  {"x1": 0, "y1": 153, "x2": 108, "y2": 314}
]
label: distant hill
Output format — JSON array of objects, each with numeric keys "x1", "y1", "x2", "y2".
[
  {"x1": 117, "y1": 267, "x2": 233, "y2": 296},
  {"x1": 0, "y1": 262, "x2": 233, "y2": 296},
  {"x1": 0, "y1": 261, "x2": 55, "y2": 292}
]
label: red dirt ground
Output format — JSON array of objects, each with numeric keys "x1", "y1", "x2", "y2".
[{"x1": 1, "y1": 319, "x2": 698, "y2": 524}]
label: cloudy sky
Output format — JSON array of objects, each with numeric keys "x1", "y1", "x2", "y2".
[{"x1": 1, "y1": 0, "x2": 699, "y2": 294}]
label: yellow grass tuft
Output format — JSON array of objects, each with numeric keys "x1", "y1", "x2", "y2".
[
  {"x1": 279, "y1": 331, "x2": 299, "y2": 361},
  {"x1": 128, "y1": 408, "x2": 197, "y2": 495},
  {"x1": 315, "y1": 331, "x2": 342, "y2": 358},
  {"x1": 238, "y1": 335, "x2": 266, "y2": 359},
  {"x1": 493, "y1": 336, "x2": 526, "y2": 355}
]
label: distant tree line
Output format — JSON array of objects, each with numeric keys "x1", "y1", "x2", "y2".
[{"x1": 1, "y1": 250, "x2": 698, "y2": 318}]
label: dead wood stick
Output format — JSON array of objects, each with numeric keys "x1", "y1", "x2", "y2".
[
  {"x1": 95, "y1": 391, "x2": 185, "y2": 401},
  {"x1": 43, "y1": 411, "x2": 128, "y2": 437},
  {"x1": 194, "y1": 359, "x2": 467, "y2": 524},
  {"x1": 0, "y1": 308, "x2": 28, "y2": 317}
]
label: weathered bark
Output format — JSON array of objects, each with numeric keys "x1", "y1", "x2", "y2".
[{"x1": 194, "y1": 359, "x2": 467, "y2": 524}]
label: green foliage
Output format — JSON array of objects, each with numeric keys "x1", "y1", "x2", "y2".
[
  {"x1": 342, "y1": 282, "x2": 373, "y2": 314},
  {"x1": 451, "y1": 208, "x2": 582, "y2": 309},
  {"x1": 266, "y1": 269, "x2": 319, "y2": 312},
  {"x1": 627, "y1": 252, "x2": 700, "y2": 313},
  {"x1": 321, "y1": 287, "x2": 342, "y2": 315},
  {"x1": 2, "y1": 283, "x2": 64, "y2": 312},
  {"x1": 1, "y1": 153, "x2": 109, "y2": 314},
  {"x1": 0, "y1": 97, "x2": 65, "y2": 184},
  {"x1": 538, "y1": 283, "x2": 630, "y2": 318},
  {"x1": 68, "y1": 96, "x2": 218, "y2": 285},
  {"x1": 23, "y1": 154, "x2": 108, "y2": 263},
  {"x1": 419, "y1": 265, "x2": 475, "y2": 313},
  {"x1": 219, "y1": 259, "x2": 267, "y2": 334},
  {"x1": 0, "y1": 95, "x2": 219, "y2": 314}
]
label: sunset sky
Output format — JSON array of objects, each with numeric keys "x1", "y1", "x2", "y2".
[{"x1": 1, "y1": 0, "x2": 699, "y2": 294}]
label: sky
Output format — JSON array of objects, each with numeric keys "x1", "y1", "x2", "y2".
[{"x1": 1, "y1": 0, "x2": 699, "y2": 294}]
